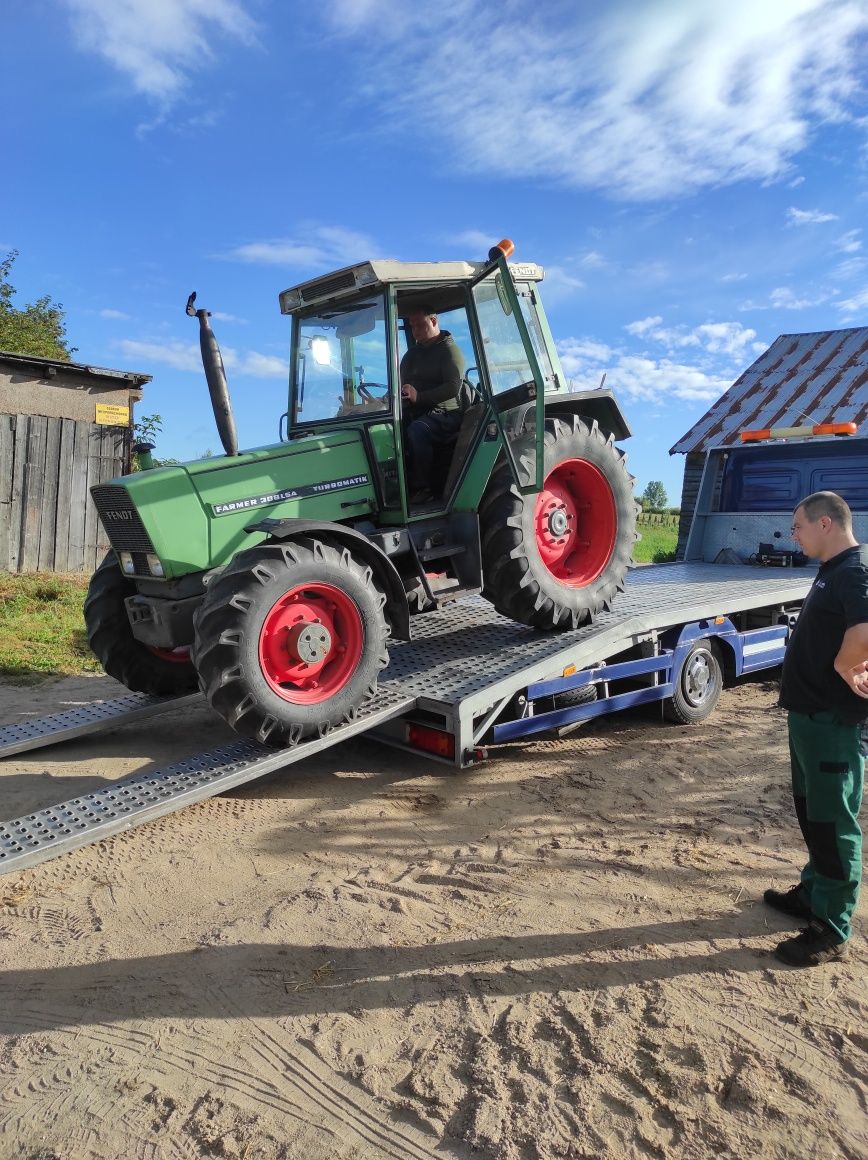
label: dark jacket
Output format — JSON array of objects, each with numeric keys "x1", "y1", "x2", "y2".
[{"x1": 400, "y1": 331, "x2": 465, "y2": 415}]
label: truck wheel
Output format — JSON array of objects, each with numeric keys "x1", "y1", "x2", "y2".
[
  {"x1": 84, "y1": 553, "x2": 198, "y2": 695},
  {"x1": 664, "y1": 640, "x2": 722, "y2": 724},
  {"x1": 480, "y1": 415, "x2": 637, "y2": 630},
  {"x1": 192, "y1": 539, "x2": 389, "y2": 747}
]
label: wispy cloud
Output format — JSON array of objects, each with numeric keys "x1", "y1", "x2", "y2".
[
  {"x1": 835, "y1": 287, "x2": 868, "y2": 319},
  {"x1": 323, "y1": 1, "x2": 868, "y2": 200},
  {"x1": 558, "y1": 315, "x2": 764, "y2": 404},
  {"x1": 835, "y1": 229, "x2": 863, "y2": 253},
  {"x1": 61, "y1": 0, "x2": 258, "y2": 102},
  {"x1": 442, "y1": 229, "x2": 502, "y2": 254},
  {"x1": 770, "y1": 286, "x2": 831, "y2": 309},
  {"x1": 786, "y1": 207, "x2": 840, "y2": 225},
  {"x1": 225, "y1": 225, "x2": 377, "y2": 272},
  {"x1": 99, "y1": 308, "x2": 130, "y2": 320},
  {"x1": 118, "y1": 338, "x2": 284, "y2": 378}
]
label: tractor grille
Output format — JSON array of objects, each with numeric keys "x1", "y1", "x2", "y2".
[
  {"x1": 90, "y1": 486, "x2": 155, "y2": 553},
  {"x1": 300, "y1": 270, "x2": 356, "y2": 302}
]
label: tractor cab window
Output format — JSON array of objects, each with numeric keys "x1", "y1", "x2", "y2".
[{"x1": 292, "y1": 297, "x2": 391, "y2": 425}]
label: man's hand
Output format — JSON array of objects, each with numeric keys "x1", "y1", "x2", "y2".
[
  {"x1": 833, "y1": 623, "x2": 868, "y2": 698},
  {"x1": 401, "y1": 384, "x2": 418, "y2": 404},
  {"x1": 838, "y1": 659, "x2": 868, "y2": 699}
]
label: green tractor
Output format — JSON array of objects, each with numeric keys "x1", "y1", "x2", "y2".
[{"x1": 85, "y1": 241, "x2": 637, "y2": 746}]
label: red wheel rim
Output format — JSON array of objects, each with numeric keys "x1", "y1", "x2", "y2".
[
  {"x1": 146, "y1": 645, "x2": 192, "y2": 665},
  {"x1": 258, "y1": 582, "x2": 364, "y2": 704},
  {"x1": 533, "y1": 458, "x2": 617, "y2": 585}
]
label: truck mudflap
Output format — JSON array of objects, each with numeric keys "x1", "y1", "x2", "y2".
[{"x1": 0, "y1": 687, "x2": 415, "y2": 876}]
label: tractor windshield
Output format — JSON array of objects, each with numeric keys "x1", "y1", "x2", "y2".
[{"x1": 292, "y1": 296, "x2": 390, "y2": 425}]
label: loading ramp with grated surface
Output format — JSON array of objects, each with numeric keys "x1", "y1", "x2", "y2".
[{"x1": 0, "y1": 563, "x2": 814, "y2": 875}]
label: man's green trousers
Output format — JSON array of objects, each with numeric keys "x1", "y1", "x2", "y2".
[{"x1": 788, "y1": 710, "x2": 865, "y2": 941}]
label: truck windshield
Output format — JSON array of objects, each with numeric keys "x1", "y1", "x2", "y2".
[{"x1": 292, "y1": 296, "x2": 390, "y2": 424}]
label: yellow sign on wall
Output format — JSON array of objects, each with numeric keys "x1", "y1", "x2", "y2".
[{"x1": 95, "y1": 403, "x2": 130, "y2": 426}]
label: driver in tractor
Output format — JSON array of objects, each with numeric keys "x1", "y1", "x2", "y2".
[{"x1": 400, "y1": 308, "x2": 465, "y2": 505}]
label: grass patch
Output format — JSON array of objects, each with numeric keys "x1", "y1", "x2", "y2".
[
  {"x1": 0, "y1": 571, "x2": 101, "y2": 684},
  {"x1": 633, "y1": 523, "x2": 678, "y2": 564}
]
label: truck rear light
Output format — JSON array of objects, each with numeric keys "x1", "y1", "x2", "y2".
[{"x1": 407, "y1": 724, "x2": 455, "y2": 759}]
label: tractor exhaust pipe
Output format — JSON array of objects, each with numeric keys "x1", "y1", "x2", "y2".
[{"x1": 186, "y1": 291, "x2": 239, "y2": 457}]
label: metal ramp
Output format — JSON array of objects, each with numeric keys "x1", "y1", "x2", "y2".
[
  {"x1": 0, "y1": 692, "x2": 201, "y2": 759},
  {"x1": 0, "y1": 562, "x2": 813, "y2": 875},
  {"x1": 0, "y1": 688, "x2": 415, "y2": 875}
]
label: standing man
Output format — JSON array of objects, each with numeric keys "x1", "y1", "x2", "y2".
[
  {"x1": 400, "y1": 308, "x2": 465, "y2": 504},
  {"x1": 767, "y1": 491, "x2": 868, "y2": 966}
]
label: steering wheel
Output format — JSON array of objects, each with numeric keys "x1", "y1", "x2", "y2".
[{"x1": 357, "y1": 382, "x2": 389, "y2": 405}]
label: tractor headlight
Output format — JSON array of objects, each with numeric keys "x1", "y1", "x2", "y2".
[
  {"x1": 118, "y1": 551, "x2": 135, "y2": 575},
  {"x1": 146, "y1": 554, "x2": 164, "y2": 577}
]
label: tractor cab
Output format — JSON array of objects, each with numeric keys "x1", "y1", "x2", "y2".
[{"x1": 279, "y1": 245, "x2": 559, "y2": 515}]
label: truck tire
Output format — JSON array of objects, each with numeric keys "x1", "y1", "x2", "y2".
[
  {"x1": 192, "y1": 538, "x2": 389, "y2": 747},
  {"x1": 480, "y1": 415, "x2": 637, "y2": 630},
  {"x1": 84, "y1": 553, "x2": 198, "y2": 695},
  {"x1": 664, "y1": 640, "x2": 722, "y2": 724}
]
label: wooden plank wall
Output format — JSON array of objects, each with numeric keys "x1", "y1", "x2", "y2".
[{"x1": 0, "y1": 416, "x2": 129, "y2": 574}]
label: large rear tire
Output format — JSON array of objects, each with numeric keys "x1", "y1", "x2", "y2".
[
  {"x1": 84, "y1": 553, "x2": 198, "y2": 695},
  {"x1": 480, "y1": 415, "x2": 637, "y2": 630},
  {"x1": 192, "y1": 539, "x2": 389, "y2": 747}
]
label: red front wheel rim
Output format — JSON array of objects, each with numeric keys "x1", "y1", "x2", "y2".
[
  {"x1": 258, "y1": 582, "x2": 364, "y2": 704},
  {"x1": 146, "y1": 645, "x2": 192, "y2": 665},
  {"x1": 534, "y1": 458, "x2": 617, "y2": 586}
]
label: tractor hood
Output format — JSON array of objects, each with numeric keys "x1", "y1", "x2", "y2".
[{"x1": 90, "y1": 430, "x2": 377, "y2": 580}]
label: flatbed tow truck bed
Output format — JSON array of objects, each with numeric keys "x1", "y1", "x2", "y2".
[{"x1": 0, "y1": 563, "x2": 815, "y2": 875}]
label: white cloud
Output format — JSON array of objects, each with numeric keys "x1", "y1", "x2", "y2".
[
  {"x1": 323, "y1": 0, "x2": 868, "y2": 200},
  {"x1": 835, "y1": 229, "x2": 863, "y2": 253},
  {"x1": 836, "y1": 286, "x2": 868, "y2": 318},
  {"x1": 61, "y1": 0, "x2": 258, "y2": 101},
  {"x1": 99, "y1": 308, "x2": 130, "y2": 320},
  {"x1": 443, "y1": 229, "x2": 501, "y2": 254},
  {"x1": 625, "y1": 317, "x2": 758, "y2": 356},
  {"x1": 770, "y1": 286, "x2": 828, "y2": 309},
  {"x1": 226, "y1": 225, "x2": 377, "y2": 271},
  {"x1": 786, "y1": 206, "x2": 840, "y2": 225},
  {"x1": 720, "y1": 272, "x2": 748, "y2": 283},
  {"x1": 557, "y1": 315, "x2": 759, "y2": 406},
  {"x1": 211, "y1": 311, "x2": 246, "y2": 324},
  {"x1": 118, "y1": 338, "x2": 285, "y2": 378}
]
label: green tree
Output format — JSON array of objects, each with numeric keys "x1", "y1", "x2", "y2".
[
  {"x1": 641, "y1": 480, "x2": 668, "y2": 509},
  {"x1": 0, "y1": 250, "x2": 75, "y2": 361}
]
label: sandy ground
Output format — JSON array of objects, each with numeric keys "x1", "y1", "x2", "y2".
[{"x1": 0, "y1": 671, "x2": 865, "y2": 1160}]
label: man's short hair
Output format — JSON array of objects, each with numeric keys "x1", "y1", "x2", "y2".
[
  {"x1": 407, "y1": 306, "x2": 436, "y2": 320},
  {"x1": 797, "y1": 491, "x2": 853, "y2": 531}
]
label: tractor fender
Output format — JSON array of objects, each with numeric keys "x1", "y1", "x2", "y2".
[
  {"x1": 245, "y1": 517, "x2": 411, "y2": 640},
  {"x1": 544, "y1": 389, "x2": 632, "y2": 442}
]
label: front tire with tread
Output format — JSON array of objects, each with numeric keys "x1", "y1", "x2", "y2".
[{"x1": 192, "y1": 538, "x2": 389, "y2": 747}]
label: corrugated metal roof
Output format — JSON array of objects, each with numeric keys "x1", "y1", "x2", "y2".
[
  {"x1": 669, "y1": 326, "x2": 868, "y2": 455},
  {"x1": 0, "y1": 349, "x2": 151, "y2": 386}
]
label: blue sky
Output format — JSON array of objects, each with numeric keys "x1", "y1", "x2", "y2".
[{"x1": 5, "y1": 0, "x2": 868, "y2": 503}]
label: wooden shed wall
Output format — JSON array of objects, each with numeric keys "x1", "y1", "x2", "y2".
[{"x1": 0, "y1": 415, "x2": 129, "y2": 574}]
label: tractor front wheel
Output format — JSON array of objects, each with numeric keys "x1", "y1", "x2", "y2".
[
  {"x1": 192, "y1": 539, "x2": 389, "y2": 747},
  {"x1": 84, "y1": 553, "x2": 198, "y2": 695},
  {"x1": 480, "y1": 415, "x2": 637, "y2": 630}
]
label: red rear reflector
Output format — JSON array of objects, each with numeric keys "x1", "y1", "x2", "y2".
[{"x1": 407, "y1": 724, "x2": 455, "y2": 759}]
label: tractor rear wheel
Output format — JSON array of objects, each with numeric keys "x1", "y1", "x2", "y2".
[
  {"x1": 480, "y1": 415, "x2": 637, "y2": 630},
  {"x1": 192, "y1": 538, "x2": 389, "y2": 747},
  {"x1": 84, "y1": 553, "x2": 198, "y2": 694}
]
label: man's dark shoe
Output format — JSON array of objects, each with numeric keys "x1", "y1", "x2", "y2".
[
  {"x1": 409, "y1": 488, "x2": 434, "y2": 505},
  {"x1": 774, "y1": 918, "x2": 848, "y2": 967},
  {"x1": 763, "y1": 883, "x2": 812, "y2": 920}
]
